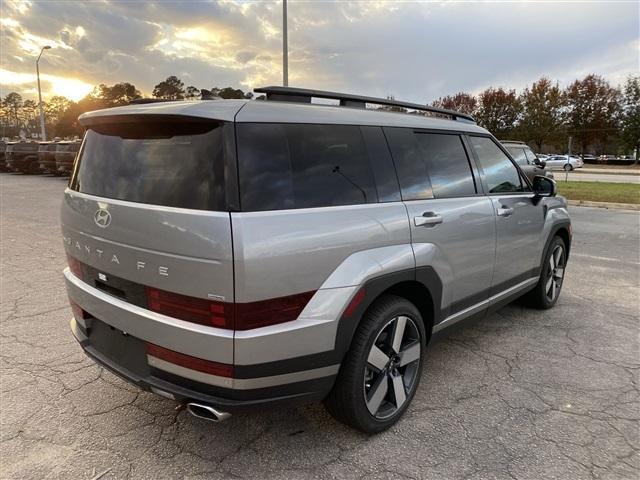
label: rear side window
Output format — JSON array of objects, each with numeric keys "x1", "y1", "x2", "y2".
[
  {"x1": 469, "y1": 136, "x2": 527, "y2": 193},
  {"x1": 384, "y1": 127, "x2": 433, "y2": 200},
  {"x1": 72, "y1": 120, "x2": 226, "y2": 210},
  {"x1": 524, "y1": 147, "x2": 537, "y2": 163},
  {"x1": 415, "y1": 133, "x2": 476, "y2": 198},
  {"x1": 237, "y1": 123, "x2": 377, "y2": 211},
  {"x1": 506, "y1": 146, "x2": 528, "y2": 166}
]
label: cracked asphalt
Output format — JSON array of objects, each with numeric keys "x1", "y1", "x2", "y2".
[{"x1": 1, "y1": 173, "x2": 639, "y2": 480}]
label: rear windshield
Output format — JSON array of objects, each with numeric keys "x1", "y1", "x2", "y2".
[{"x1": 71, "y1": 120, "x2": 226, "y2": 211}]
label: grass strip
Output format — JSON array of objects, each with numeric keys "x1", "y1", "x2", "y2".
[{"x1": 556, "y1": 181, "x2": 640, "y2": 204}]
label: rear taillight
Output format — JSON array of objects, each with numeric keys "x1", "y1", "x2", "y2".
[
  {"x1": 145, "y1": 342, "x2": 234, "y2": 378},
  {"x1": 66, "y1": 253, "x2": 83, "y2": 279},
  {"x1": 145, "y1": 287, "x2": 231, "y2": 329},
  {"x1": 235, "y1": 291, "x2": 315, "y2": 330},
  {"x1": 144, "y1": 287, "x2": 315, "y2": 331}
]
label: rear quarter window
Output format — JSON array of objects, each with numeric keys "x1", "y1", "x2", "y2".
[{"x1": 236, "y1": 123, "x2": 378, "y2": 211}]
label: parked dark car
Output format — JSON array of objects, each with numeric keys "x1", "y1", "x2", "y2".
[
  {"x1": 38, "y1": 142, "x2": 59, "y2": 174},
  {"x1": 501, "y1": 140, "x2": 554, "y2": 180},
  {"x1": 581, "y1": 154, "x2": 598, "y2": 164},
  {"x1": 55, "y1": 140, "x2": 81, "y2": 175},
  {"x1": 0, "y1": 141, "x2": 7, "y2": 172},
  {"x1": 5, "y1": 141, "x2": 40, "y2": 173},
  {"x1": 2, "y1": 142, "x2": 17, "y2": 171}
]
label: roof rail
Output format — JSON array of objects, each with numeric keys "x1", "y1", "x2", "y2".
[
  {"x1": 254, "y1": 86, "x2": 476, "y2": 123},
  {"x1": 128, "y1": 98, "x2": 175, "y2": 105}
]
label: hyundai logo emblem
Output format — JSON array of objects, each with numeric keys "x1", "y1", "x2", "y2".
[{"x1": 94, "y1": 208, "x2": 111, "y2": 228}]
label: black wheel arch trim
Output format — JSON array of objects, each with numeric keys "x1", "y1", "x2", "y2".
[
  {"x1": 235, "y1": 266, "x2": 443, "y2": 379},
  {"x1": 542, "y1": 221, "x2": 572, "y2": 270}
]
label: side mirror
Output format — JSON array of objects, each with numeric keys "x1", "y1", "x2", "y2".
[
  {"x1": 533, "y1": 175, "x2": 556, "y2": 197},
  {"x1": 535, "y1": 159, "x2": 547, "y2": 168}
]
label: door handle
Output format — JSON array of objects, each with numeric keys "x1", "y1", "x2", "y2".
[
  {"x1": 496, "y1": 206, "x2": 514, "y2": 217},
  {"x1": 414, "y1": 212, "x2": 443, "y2": 227}
]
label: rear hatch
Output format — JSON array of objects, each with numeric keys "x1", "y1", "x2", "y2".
[{"x1": 62, "y1": 114, "x2": 238, "y2": 332}]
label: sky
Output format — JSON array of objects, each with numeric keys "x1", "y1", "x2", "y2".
[{"x1": 1, "y1": 0, "x2": 638, "y2": 104}]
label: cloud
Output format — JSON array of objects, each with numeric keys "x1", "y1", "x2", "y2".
[{"x1": 0, "y1": 0, "x2": 637, "y2": 103}]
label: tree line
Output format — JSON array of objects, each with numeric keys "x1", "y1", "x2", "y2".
[
  {"x1": 1, "y1": 74, "x2": 638, "y2": 158},
  {"x1": 0, "y1": 75, "x2": 254, "y2": 139},
  {"x1": 431, "y1": 74, "x2": 639, "y2": 157}
]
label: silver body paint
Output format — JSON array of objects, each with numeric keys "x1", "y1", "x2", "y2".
[{"x1": 63, "y1": 98, "x2": 571, "y2": 400}]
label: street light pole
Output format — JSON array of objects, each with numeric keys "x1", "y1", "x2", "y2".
[
  {"x1": 283, "y1": 0, "x2": 288, "y2": 87},
  {"x1": 36, "y1": 45, "x2": 51, "y2": 141}
]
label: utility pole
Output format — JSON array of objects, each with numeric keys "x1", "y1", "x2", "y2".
[
  {"x1": 565, "y1": 136, "x2": 572, "y2": 183},
  {"x1": 283, "y1": 0, "x2": 288, "y2": 87},
  {"x1": 36, "y1": 45, "x2": 51, "y2": 141}
]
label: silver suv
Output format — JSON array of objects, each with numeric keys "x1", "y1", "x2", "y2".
[{"x1": 62, "y1": 87, "x2": 571, "y2": 433}]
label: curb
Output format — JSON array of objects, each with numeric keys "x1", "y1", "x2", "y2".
[{"x1": 567, "y1": 199, "x2": 640, "y2": 211}]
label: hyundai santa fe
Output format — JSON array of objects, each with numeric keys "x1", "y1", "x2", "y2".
[{"x1": 62, "y1": 86, "x2": 571, "y2": 433}]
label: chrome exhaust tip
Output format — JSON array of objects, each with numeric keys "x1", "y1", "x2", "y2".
[{"x1": 186, "y1": 402, "x2": 231, "y2": 423}]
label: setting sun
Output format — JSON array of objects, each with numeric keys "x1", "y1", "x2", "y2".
[
  {"x1": 0, "y1": 68, "x2": 93, "y2": 102},
  {"x1": 47, "y1": 75, "x2": 93, "y2": 101}
]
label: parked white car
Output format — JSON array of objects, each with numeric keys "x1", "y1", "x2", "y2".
[{"x1": 545, "y1": 155, "x2": 584, "y2": 171}]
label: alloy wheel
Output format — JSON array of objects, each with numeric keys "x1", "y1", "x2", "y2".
[
  {"x1": 545, "y1": 244, "x2": 565, "y2": 302},
  {"x1": 363, "y1": 315, "x2": 421, "y2": 419}
]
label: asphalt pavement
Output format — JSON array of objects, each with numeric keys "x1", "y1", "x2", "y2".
[{"x1": 1, "y1": 174, "x2": 639, "y2": 480}]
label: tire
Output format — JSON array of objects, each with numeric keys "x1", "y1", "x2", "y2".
[
  {"x1": 324, "y1": 294, "x2": 426, "y2": 433},
  {"x1": 524, "y1": 236, "x2": 567, "y2": 309},
  {"x1": 28, "y1": 162, "x2": 41, "y2": 175},
  {"x1": 563, "y1": 164, "x2": 573, "y2": 171}
]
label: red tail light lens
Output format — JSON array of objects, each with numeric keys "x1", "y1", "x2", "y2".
[
  {"x1": 235, "y1": 291, "x2": 315, "y2": 330},
  {"x1": 146, "y1": 342, "x2": 234, "y2": 378},
  {"x1": 66, "y1": 254, "x2": 83, "y2": 280},
  {"x1": 144, "y1": 287, "x2": 315, "y2": 331},
  {"x1": 145, "y1": 287, "x2": 231, "y2": 328}
]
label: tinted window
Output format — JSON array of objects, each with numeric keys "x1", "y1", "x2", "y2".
[
  {"x1": 506, "y1": 146, "x2": 528, "y2": 166},
  {"x1": 237, "y1": 123, "x2": 377, "y2": 211},
  {"x1": 470, "y1": 136, "x2": 526, "y2": 193},
  {"x1": 524, "y1": 147, "x2": 537, "y2": 163},
  {"x1": 384, "y1": 127, "x2": 433, "y2": 200},
  {"x1": 415, "y1": 133, "x2": 476, "y2": 198},
  {"x1": 360, "y1": 126, "x2": 401, "y2": 202},
  {"x1": 72, "y1": 120, "x2": 226, "y2": 210}
]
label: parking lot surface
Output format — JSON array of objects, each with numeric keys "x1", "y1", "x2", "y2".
[{"x1": 1, "y1": 174, "x2": 639, "y2": 480}]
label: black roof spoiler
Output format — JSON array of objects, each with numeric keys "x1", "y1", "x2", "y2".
[{"x1": 254, "y1": 86, "x2": 476, "y2": 123}]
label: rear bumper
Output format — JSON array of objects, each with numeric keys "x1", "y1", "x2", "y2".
[
  {"x1": 65, "y1": 268, "x2": 340, "y2": 411},
  {"x1": 70, "y1": 317, "x2": 334, "y2": 412}
]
